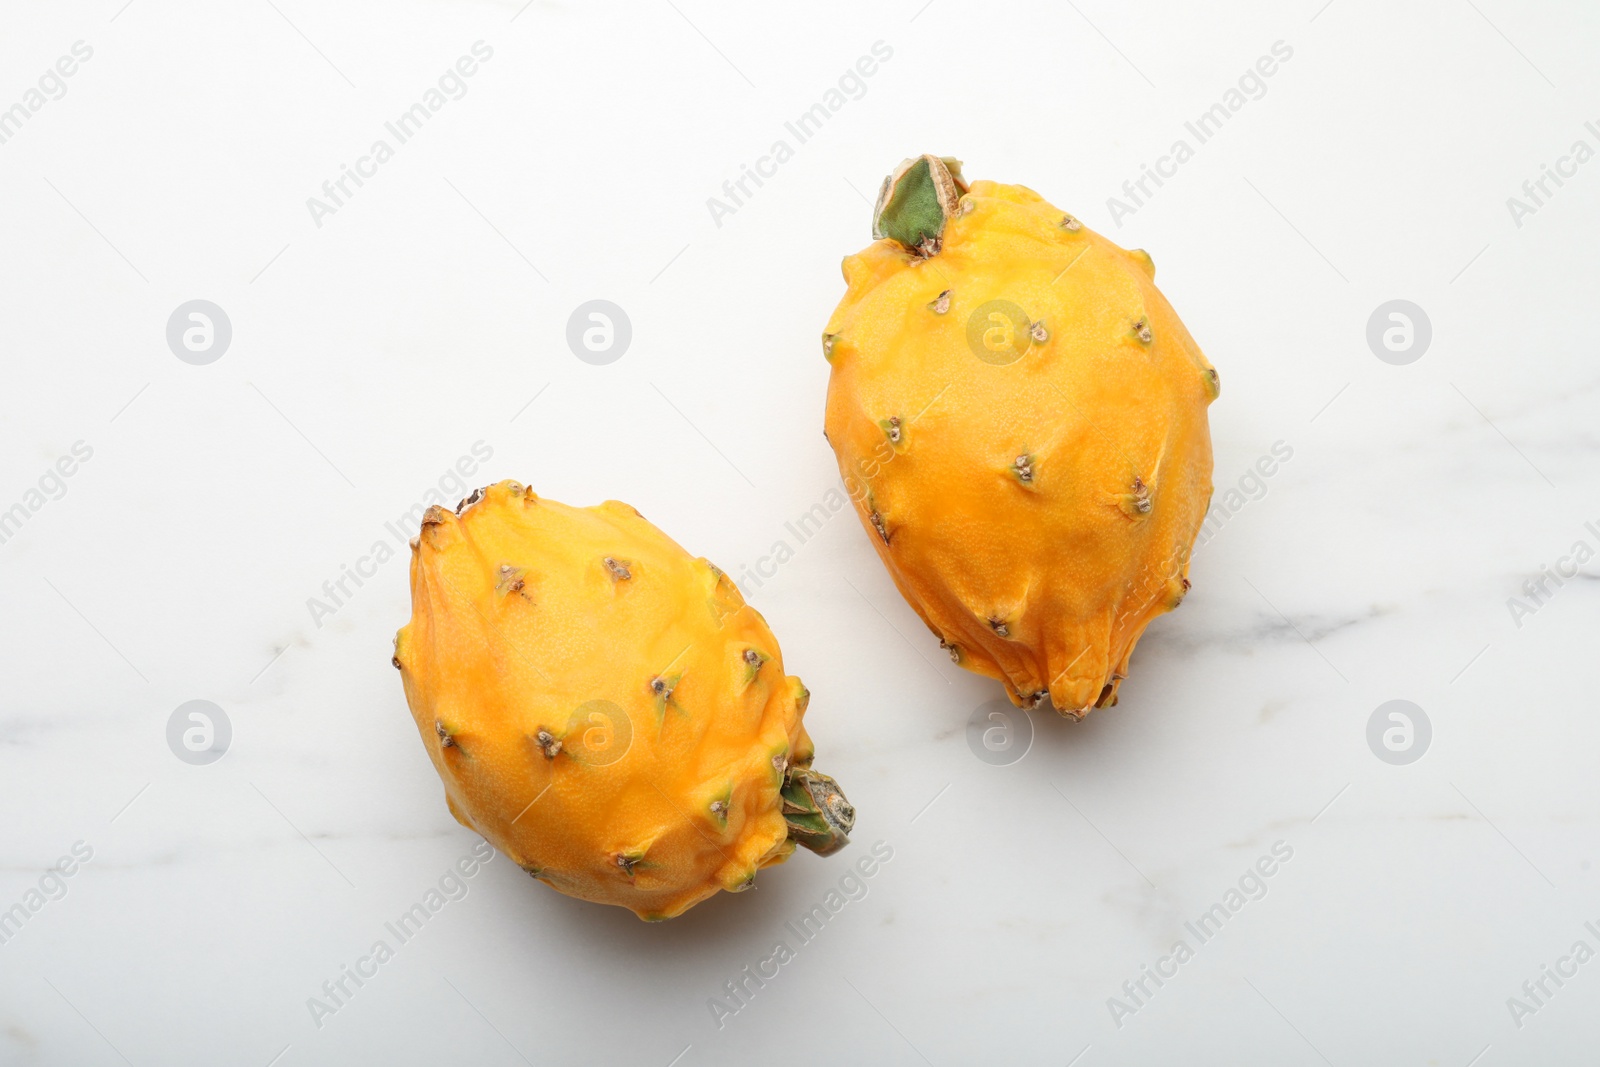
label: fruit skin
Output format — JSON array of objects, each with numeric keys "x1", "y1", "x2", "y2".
[
  {"x1": 823, "y1": 156, "x2": 1216, "y2": 719},
  {"x1": 394, "y1": 481, "x2": 851, "y2": 920}
]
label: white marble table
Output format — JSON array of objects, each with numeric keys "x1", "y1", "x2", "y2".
[{"x1": 2, "y1": 1, "x2": 1597, "y2": 1064}]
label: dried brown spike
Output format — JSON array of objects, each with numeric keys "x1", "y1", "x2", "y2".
[
  {"x1": 495, "y1": 563, "x2": 526, "y2": 595},
  {"x1": 1134, "y1": 318, "x2": 1153, "y2": 344},
  {"x1": 1030, "y1": 320, "x2": 1048, "y2": 343},
  {"x1": 1012, "y1": 454, "x2": 1034, "y2": 483},
  {"x1": 1113, "y1": 476, "x2": 1155, "y2": 522},
  {"x1": 455, "y1": 487, "x2": 484, "y2": 513},
  {"x1": 1059, "y1": 214, "x2": 1081, "y2": 232},
  {"x1": 603, "y1": 556, "x2": 632, "y2": 581},
  {"x1": 988, "y1": 617, "x2": 1010, "y2": 638},
  {"x1": 928, "y1": 290, "x2": 951, "y2": 314},
  {"x1": 435, "y1": 721, "x2": 455, "y2": 748},
  {"x1": 1130, "y1": 477, "x2": 1152, "y2": 514},
  {"x1": 870, "y1": 508, "x2": 890, "y2": 545},
  {"x1": 650, "y1": 675, "x2": 674, "y2": 699},
  {"x1": 534, "y1": 728, "x2": 562, "y2": 760},
  {"x1": 883, "y1": 416, "x2": 903, "y2": 443}
]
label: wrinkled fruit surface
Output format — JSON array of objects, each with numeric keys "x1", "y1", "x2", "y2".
[
  {"x1": 394, "y1": 481, "x2": 851, "y2": 920},
  {"x1": 823, "y1": 156, "x2": 1216, "y2": 718}
]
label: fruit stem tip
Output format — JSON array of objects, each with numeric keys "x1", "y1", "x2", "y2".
[
  {"x1": 872, "y1": 154, "x2": 968, "y2": 257},
  {"x1": 782, "y1": 767, "x2": 855, "y2": 856}
]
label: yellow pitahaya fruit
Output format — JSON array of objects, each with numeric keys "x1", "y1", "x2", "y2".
[
  {"x1": 393, "y1": 481, "x2": 853, "y2": 920},
  {"x1": 822, "y1": 155, "x2": 1217, "y2": 719}
]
